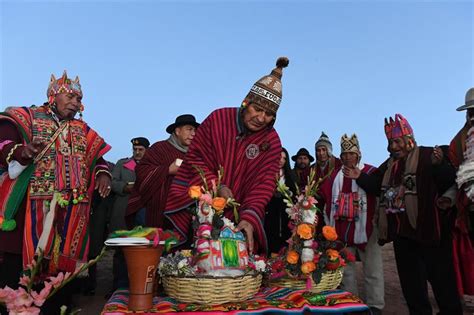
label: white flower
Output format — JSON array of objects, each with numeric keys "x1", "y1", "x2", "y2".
[
  {"x1": 222, "y1": 217, "x2": 235, "y2": 229},
  {"x1": 255, "y1": 260, "x2": 266, "y2": 272},
  {"x1": 302, "y1": 209, "x2": 316, "y2": 224},
  {"x1": 301, "y1": 248, "x2": 314, "y2": 262},
  {"x1": 177, "y1": 259, "x2": 188, "y2": 270}
]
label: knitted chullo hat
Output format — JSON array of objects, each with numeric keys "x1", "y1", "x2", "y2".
[
  {"x1": 315, "y1": 131, "x2": 333, "y2": 156},
  {"x1": 340, "y1": 133, "x2": 361, "y2": 157},
  {"x1": 243, "y1": 57, "x2": 289, "y2": 116}
]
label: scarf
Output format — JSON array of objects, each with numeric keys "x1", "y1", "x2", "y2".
[
  {"x1": 378, "y1": 146, "x2": 419, "y2": 241},
  {"x1": 167, "y1": 134, "x2": 188, "y2": 153},
  {"x1": 327, "y1": 162, "x2": 368, "y2": 244}
]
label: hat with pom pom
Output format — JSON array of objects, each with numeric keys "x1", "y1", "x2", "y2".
[{"x1": 243, "y1": 57, "x2": 289, "y2": 116}]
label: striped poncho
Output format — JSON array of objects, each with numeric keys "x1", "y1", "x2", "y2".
[
  {"x1": 0, "y1": 105, "x2": 110, "y2": 273},
  {"x1": 164, "y1": 107, "x2": 282, "y2": 254},
  {"x1": 130, "y1": 140, "x2": 186, "y2": 228}
]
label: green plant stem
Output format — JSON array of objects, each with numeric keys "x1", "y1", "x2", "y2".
[{"x1": 47, "y1": 246, "x2": 107, "y2": 299}]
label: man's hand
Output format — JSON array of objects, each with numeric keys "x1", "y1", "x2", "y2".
[
  {"x1": 436, "y1": 196, "x2": 452, "y2": 210},
  {"x1": 431, "y1": 146, "x2": 444, "y2": 165},
  {"x1": 218, "y1": 186, "x2": 234, "y2": 200},
  {"x1": 342, "y1": 165, "x2": 361, "y2": 179},
  {"x1": 95, "y1": 173, "x2": 112, "y2": 198},
  {"x1": 236, "y1": 219, "x2": 254, "y2": 254},
  {"x1": 168, "y1": 161, "x2": 180, "y2": 175},
  {"x1": 21, "y1": 140, "x2": 45, "y2": 161}
]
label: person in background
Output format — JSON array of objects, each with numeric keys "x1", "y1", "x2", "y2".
[
  {"x1": 265, "y1": 147, "x2": 297, "y2": 255},
  {"x1": 291, "y1": 147, "x2": 314, "y2": 191},
  {"x1": 344, "y1": 114, "x2": 462, "y2": 315},
  {"x1": 129, "y1": 115, "x2": 199, "y2": 228}
]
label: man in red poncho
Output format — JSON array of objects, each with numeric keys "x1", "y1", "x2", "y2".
[
  {"x1": 165, "y1": 57, "x2": 289, "y2": 254},
  {"x1": 127, "y1": 114, "x2": 200, "y2": 228},
  {"x1": 319, "y1": 134, "x2": 384, "y2": 314},
  {"x1": 446, "y1": 87, "x2": 474, "y2": 296},
  {"x1": 0, "y1": 71, "x2": 111, "y2": 313}
]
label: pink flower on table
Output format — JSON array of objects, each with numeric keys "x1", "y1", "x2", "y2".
[
  {"x1": 19, "y1": 275, "x2": 30, "y2": 287},
  {"x1": 31, "y1": 282, "x2": 52, "y2": 307},
  {"x1": 48, "y1": 273, "x2": 64, "y2": 288}
]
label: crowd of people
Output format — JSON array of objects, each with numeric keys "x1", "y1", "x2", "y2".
[{"x1": 0, "y1": 58, "x2": 473, "y2": 315}]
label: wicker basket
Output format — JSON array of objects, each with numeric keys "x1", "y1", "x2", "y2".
[
  {"x1": 270, "y1": 268, "x2": 343, "y2": 293},
  {"x1": 161, "y1": 273, "x2": 262, "y2": 305}
]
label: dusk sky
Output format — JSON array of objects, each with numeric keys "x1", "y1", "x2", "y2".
[{"x1": 1, "y1": 0, "x2": 472, "y2": 166}]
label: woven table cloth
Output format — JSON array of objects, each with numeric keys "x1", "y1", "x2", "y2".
[{"x1": 102, "y1": 287, "x2": 369, "y2": 314}]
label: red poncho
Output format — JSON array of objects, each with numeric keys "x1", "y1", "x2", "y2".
[
  {"x1": 165, "y1": 107, "x2": 282, "y2": 254},
  {"x1": 129, "y1": 140, "x2": 186, "y2": 228},
  {"x1": 448, "y1": 123, "x2": 474, "y2": 295}
]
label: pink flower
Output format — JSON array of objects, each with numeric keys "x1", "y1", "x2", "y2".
[
  {"x1": 9, "y1": 305, "x2": 41, "y2": 315},
  {"x1": 200, "y1": 193, "x2": 213, "y2": 205},
  {"x1": 9, "y1": 287, "x2": 34, "y2": 309},
  {"x1": 307, "y1": 196, "x2": 317, "y2": 205},
  {"x1": 31, "y1": 282, "x2": 52, "y2": 307},
  {"x1": 0, "y1": 286, "x2": 15, "y2": 304},
  {"x1": 48, "y1": 273, "x2": 64, "y2": 288},
  {"x1": 19, "y1": 275, "x2": 30, "y2": 287}
]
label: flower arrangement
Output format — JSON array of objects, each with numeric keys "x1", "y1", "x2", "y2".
[
  {"x1": 271, "y1": 169, "x2": 355, "y2": 287},
  {"x1": 159, "y1": 165, "x2": 268, "y2": 277},
  {"x1": 188, "y1": 165, "x2": 240, "y2": 229},
  {"x1": 158, "y1": 250, "x2": 268, "y2": 277},
  {"x1": 0, "y1": 247, "x2": 105, "y2": 315}
]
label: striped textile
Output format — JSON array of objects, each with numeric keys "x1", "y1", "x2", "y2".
[
  {"x1": 164, "y1": 107, "x2": 281, "y2": 254},
  {"x1": 101, "y1": 287, "x2": 369, "y2": 314},
  {"x1": 321, "y1": 164, "x2": 377, "y2": 249},
  {"x1": 131, "y1": 140, "x2": 186, "y2": 227},
  {"x1": 0, "y1": 105, "x2": 111, "y2": 272}
]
